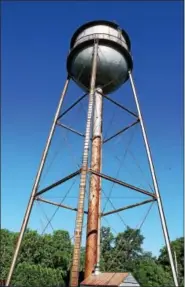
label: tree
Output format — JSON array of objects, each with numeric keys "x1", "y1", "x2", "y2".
[
  {"x1": 1, "y1": 227, "x2": 183, "y2": 287},
  {"x1": 12, "y1": 263, "x2": 65, "y2": 287},
  {"x1": 99, "y1": 226, "x2": 175, "y2": 287},
  {"x1": 0, "y1": 229, "x2": 18, "y2": 280},
  {"x1": 100, "y1": 226, "x2": 114, "y2": 254},
  {"x1": 107, "y1": 227, "x2": 144, "y2": 272},
  {"x1": 158, "y1": 237, "x2": 184, "y2": 286},
  {"x1": 80, "y1": 247, "x2": 85, "y2": 271},
  {"x1": 100, "y1": 227, "x2": 114, "y2": 271},
  {"x1": 0, "y1": 228, "x2": 72, "y2": 285},
  {"x1": 133, "y1": 256, "x2": 173, "y2": 287},
  {"x1": 51, "y1": 230, "x2": 72, "y2": 273},
  {"x1": 18, "y1": 229, "x2": 43, "y2": 265}
]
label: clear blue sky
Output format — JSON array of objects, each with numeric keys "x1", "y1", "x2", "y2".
[{"x1": 2, "y1": 1, "x2": 183, "y2": 257}]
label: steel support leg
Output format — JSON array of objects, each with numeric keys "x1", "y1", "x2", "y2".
[
  {"x1": 6, "y1": 77, "x2": 70, "y2": 286},
  {"x1": 129, "y1": 71, "x2": 179, "y2": 287},
  {"x1": 70, "y1": 41, "x2": 99, "y2": 287}
]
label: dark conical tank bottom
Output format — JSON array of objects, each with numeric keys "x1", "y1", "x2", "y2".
[{"x1": 67, "y1": 39, "x2": 133, "y2": 94}]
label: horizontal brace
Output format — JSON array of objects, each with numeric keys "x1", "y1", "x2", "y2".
[
  {"x1": 57, "y1": 93, "x2": 87, "y2": 120},
  {"x1": 103, "y1": 119, "x2": 139, "y2": 144},
  {"x1": 89, "y1": 169, "x2": 156, "y2": 199},
  {"x1": 35, "y1": 169, "x2": 81, "y2": 197},
  {"x1": 57, "y1": 122, "x2": 85, "y2": 138},
  {"x1": 35, "y1": 197, "x2": 88, "y2": 214},
  {"x1": 101, "y1": 198, "x2": 156, "y2": 217},
  {"x1": 102, "y1": 94, "x2": 138, "y2": 118}
]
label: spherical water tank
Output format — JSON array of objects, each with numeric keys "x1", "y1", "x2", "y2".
[{"x1": 67, "y1": 20, "x2": 133, "y2": 94}]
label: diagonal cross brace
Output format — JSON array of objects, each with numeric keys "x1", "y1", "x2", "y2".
[
  {"x1": 35, "y1": 169, "x2": 81, "y2": 197},
  {"x1": 57, "y1": 121, "x2": 85, "y2": 138},
  {"x1": 103, "y1": 119, "x2": 139, "y2": 144},
  {"x1": 102, "y1": 93, "x2": 138, "y2": 118},
  {"x1": 35, "y1": 197, "x2": 88, "y2": 214},
  {"x1": 101, "y1": 198, "x2": 156, "y2": 217},
  {"x1": 89, "y1": 169, "x2": 156, "y2": 199},
  {"x1": 57, "y1": 93, "x2": 87, "y2": 120}
]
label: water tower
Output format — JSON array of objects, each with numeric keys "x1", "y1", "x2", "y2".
[{"x1": 6, "y1": 20, "x2": 178, "y2": 287}]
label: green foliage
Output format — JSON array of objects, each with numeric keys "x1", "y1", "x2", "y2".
[
  {"x1": 80, "y1": 247, "x2": 85, "y2": 271},
  {"x1": 99, "y1": 226, "x2": 182, "y2": 286},
  {"x1": 0, "y1": 228, "x2": 184, "y2": 287},
  {"x1": 12, "y1": 263, "x2": 65, "y2": 287},
  {"x1": 51, "y1": 230, "x2": 72, "y2": 272},
  {"x1": 112, "y1": 227, "x2": 144, "y2": 270},
  {"x1": 17, "y1": 229, "x2": 72, "y2": 272},
  {"x1": 158, "y1": 237, "x2": 184, "y2": 286},
  {"x1": 18, "y1": 229, "x2": 43, "y2": 265},
  {"x1": 100, "y1": 227, "x2": 145, "y2": 272},
  {"x1": 0, "y1": 228, "x2": 72, "y2": 286},
  {"x1": 0, "y1": 229, "x2": 18, "y2": 280},
  {"x1": 133, "y1": 256, "x2": 173, "y2": 287},
  {"x1": 100, "y1": 227, "x2": 114, "y2": 271}
]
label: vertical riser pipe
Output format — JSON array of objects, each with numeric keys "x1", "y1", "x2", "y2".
[{"x1": 85, "y1": 88, "x2": 103, "y2": 278}]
